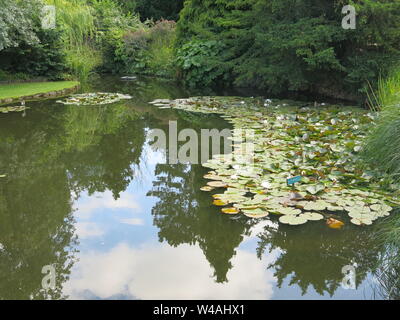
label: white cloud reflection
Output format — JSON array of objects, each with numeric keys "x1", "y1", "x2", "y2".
[
  {"x1": 74, "y1": 191, "x2": 142, "y2": 219},
  {"x1": 119, "y1": 218, "x2": 145, "y2": 226},
  {"x1": 75, "y1": 222, "x2": 105, "y2": 239},
  {"x1": 64, "y1": 242, "x2": 276, "y2": 300}
]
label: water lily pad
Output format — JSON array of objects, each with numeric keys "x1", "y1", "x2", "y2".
[
  {"x1": 203, "y1": 174, "x2": 224, "y2": 181},
  {"x1": 200, "y1": 186, "x2": 214, "y2": 192},
  {"x1": 165, "y1": 96, "x2": 398, "y2": 227},
  {"x1": 279, "y1": 215, "x2": 308, "y2": 225},
  {"x1": 277, "y1": 207, "x2": 302, "y2": 215},
  {"x1": 303, "y1": 212, "x2": 324, "y2": 221},
  {"x1": 242, "y1": 208, "x2": 269, "y2": 218},
  {"x1": 221, "y1": 207, "x2": 240, "y2": 215},
  {"x1": 207, "y1": 181, "x2": 228, "y2": 188},
  {"x1": 0, "y1": 105, "x2": 29, "y2": 113},
  {"x1": 57, "y1": 92, "x2": 132, "y2": 106},
  {"x1": 305, "y1": 184, "x2": 325, "y2": 195},
  {"x1": 350, "y1": 217, "x2": 373, "y2": 226},
  {"x1": 213, "y1": 199, "x2": 228, "y2": 206}
]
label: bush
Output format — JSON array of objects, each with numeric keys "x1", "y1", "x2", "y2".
[
  {"x1": 90, "y1": 0, "x2": 142, "y2": 73},
  {"x1": 116, "y1": 0, "x2": 184, "y2": 21},
  {"x1": 176, "y1": 0, "x2": 400, "y2": 99},
  {"x1": 175, "y1": 40, "x2": 229, "y2": 88},
  {"x1": 118, "y1": 20, "x2": 177, "y2": 78}
]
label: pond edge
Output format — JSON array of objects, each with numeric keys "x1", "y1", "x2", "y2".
[{"x1": 0, "y1": 84, "x2": 80, "y2": 106}]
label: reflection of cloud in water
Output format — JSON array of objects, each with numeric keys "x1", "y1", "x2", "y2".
[
  {"x1": 74, "y1": 191, "x2": 142, "y2": 219},
  {"x1": 64, "y1": 243, "x2": 276, "y2": 300},
  {"x1": 119, "y1": 218, "x2": 145, "y2": 226},
  {"x1": 75, "y1": 222, "x2": 105, "y2": 239}
]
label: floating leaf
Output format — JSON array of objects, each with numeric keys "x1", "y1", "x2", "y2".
[
  {"x1": 277, "y1": 207, "x2": 302, "y2": 215},
  {"x1": 221, "y1": 207, "x2": 240, "y2": 215},
  {"x1": 327, "y1": 218, "x2": 345, "y2": 229},
  {"x1": 303, "y1": 212, "x2": 324, "y2": 221},
  {"x1": 57, "y1": 92, "x2": 132, "y2": 106},
  {"x1": 305, "y1": 184, "x2": 325, "y2": 195},
  {"x1": 302, "y1": 200, "x2": 328, "y2": 211},
  {"x1": 200, "y1": 186, "x2": 214, "y2": 192},
  {"x1": 213, "y1": 200, "x2": 228, "y2": 206},
  {"x1": 243, "y1": 208, "x2": 269, "y2": 218},
  {"x1": 203, "y1": 174, "x2": 224, "y2": 181},
  {"x1": 279, "y1": 215, "x2": 307, "y2": 225},
  {"x1": 207, "y1": 181, "x2": 227, "y2": 188},
  {"x1": 350, "y1": 217, "x2": 373, "y2": 226},
  {"x1": 166, "y1": 96, "x2": 398, "y2": 227},
  {"x1": 0, "y1": 106, "x2": 29, "y2": 113}
]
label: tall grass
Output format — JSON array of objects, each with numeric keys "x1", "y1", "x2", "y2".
[
  {"x1": 45, "y1": 0, "x2": 101, "y2": 82},
  {"x1": 363, "y1": 67, "x2": 400, "y2": 181},
  {"x1": 65, "y1": 45, "x2": 102, "y2": 82},
  {"x1": 146, "y1": 20, "x2": 176, "y2": 77},
  {"x1": 367, "y1": 70, "x2": 400, "y2": 112},
  {"x1": 365, "y1": 68, "x2": 400, "y2": 299}
]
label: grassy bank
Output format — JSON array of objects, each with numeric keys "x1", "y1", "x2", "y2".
[{"x1": 0, "y1": 81, "x2": 79, "y2": 100}]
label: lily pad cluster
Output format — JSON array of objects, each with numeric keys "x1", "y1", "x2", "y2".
[
  {"x1": 0, "y1": 106, "x2": 29, "y2": 114},
  {"x1": 149, "y1": 96, "x2": 399, "y2": 226},
  {"x1": 57, "y1": 92, "x2": 132, "y2": 106}
]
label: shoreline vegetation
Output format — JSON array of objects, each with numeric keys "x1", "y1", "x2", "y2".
[
  {"x1": 1, "y1": 1, "x2": 399, "y2": 103},
  {"x1": 0, "y1": 81, "x2": 79, "y2": 104}
]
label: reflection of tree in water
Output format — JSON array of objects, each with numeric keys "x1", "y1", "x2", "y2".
[
  {"x1": 0, "y1": 101, "x2": 146, "y2": 299},
  {"x1": 59, "y1": 105, "x2": 146, "y2": 199},
  {"x1": 256, "y1": 222, "x2": 382, "y2": 296},
  {"x1": 146, "y1": 112, "x2": 250, "y2": 283},
  {"x1": 0, "y1": 123, "x2": 78, "y2": 299},
  {"x1": 147, "y1": 163, "x2": 252, "y2": 283}
]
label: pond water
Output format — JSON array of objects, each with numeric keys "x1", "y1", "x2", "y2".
[{"x1": 0, "y1": 76, "x2": 384, "y2": 300}]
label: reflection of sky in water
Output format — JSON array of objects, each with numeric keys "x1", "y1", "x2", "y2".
[{"x1": 64, "y1": 142, "x2": 376, "y2": 300}]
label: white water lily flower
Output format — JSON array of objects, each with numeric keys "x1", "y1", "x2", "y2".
[{"x1": 261, "y1": 181, "x2": 272, "y2": 189}]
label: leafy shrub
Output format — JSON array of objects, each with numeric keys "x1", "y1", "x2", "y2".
[
  {"x1": 175, "y1": 40, "x2": 229, "y2": 88},
  {"x1": 176, "y1": 0, "x2": 400, "y2": 99},
  {"x1": 0, "y1": 70, "x2": 30, "y2": 81},
  {"x1": 0, "y1": 23, "x2": 67, "y2": 80},
  {"x1": 0, "y1": 0, "x2": 41, "y2": 51},
  {"x1": 119, "y1": 20, "x2": 177, "y2": 78},
  {"x1": 65, "y1": 45, "x2": 102, "y2": 82},
  {"x1": 116, "y1": 0, "x2": 184, "y2": 21},
  {"x1": 90, "y1": 0, "x2": 142, "y2": 73}
]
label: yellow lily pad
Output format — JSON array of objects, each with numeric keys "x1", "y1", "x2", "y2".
[{"x1": 221, "y1": 207, "x2": 240, "y2": 215}]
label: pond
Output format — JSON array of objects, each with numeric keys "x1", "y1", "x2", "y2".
[{"x1": 0, "y1": 76, "x2": 386, "y2": 300}]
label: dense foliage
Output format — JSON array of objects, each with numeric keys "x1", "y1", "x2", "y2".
[
  {"x1": 119, "y1": 20, "x2": 177, "y2": 78},
  {"x1": 0, "y1": 0, "x2": 66, "y2": 80},
  {"x1": 176, "y1": 0, "x2": 400, "y2": 99},
  {"x1": 363, "y1": 68, "x2": 400, "y2": 180},
  {"x1": 0, "y1": 0, "x2": 143, "y2": 82},
  {"x1": 0, "y1": 0, "x2": 41, "y2": 51},
  {"x1": 116, "y1": 0, "x2": 184, "y2": 21}
]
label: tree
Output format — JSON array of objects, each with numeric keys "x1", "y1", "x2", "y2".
[
  {"x1": 0, "y1": 0, "x2": 41, "y2": 51},
  {"x1": 176, "y1": 0, "x2": 400, "y2": 99},
  {"x1": 116, "y1": 0, "x2": 184, "y2": 21}
]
